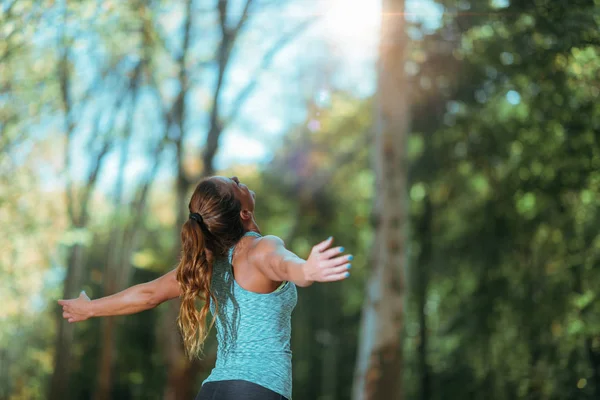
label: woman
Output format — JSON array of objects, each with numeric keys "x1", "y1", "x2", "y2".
[{"x1": 58, "y1": 175, "x2": 352, "y2": 400}]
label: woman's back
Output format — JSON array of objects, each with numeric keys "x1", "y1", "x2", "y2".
[{"x1": 202, "y1": 231, "x2": 298, "y2": 399}]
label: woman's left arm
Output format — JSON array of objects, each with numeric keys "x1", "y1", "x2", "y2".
[
  {"x1": 250, "y1": 235, "x2": 351, "y2": 287},
  {"x1": 58, "y1": 268, "x2": 181, "y2": 323}
]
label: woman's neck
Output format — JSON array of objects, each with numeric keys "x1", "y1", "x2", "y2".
[{"x1": 243, "y1": 219, "x2": 260, "y2": 234}]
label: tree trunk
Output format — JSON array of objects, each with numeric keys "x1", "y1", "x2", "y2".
[
  {"x1": 95, "y1": 312, "x2": 117, "y2": 400},
  {"x1": 161, "y1": 1, "x2": 255, "y2": 397},
  {"x1": 160, "y1": 1, "x2": 200, "y2": 396},
  {"x1": 415, "y1": 197, "x2": 432, "y2": 400},
  {"x1": 93, "y1": 51, "x2": 143, "y2": 400},
  {"x1": 573, "y1": 258, "x2": 600, "y2": 399},
  {"x1": 95, "y1": 135, "x2": 166, "y2": 400},
  {"x1": 93, "y1": 222, "x2": 125, "y2": 400},
  {"x1": 586, "y1": 336, "x2": 600, "y2": 399},
  {"x1": 319, "y1": 283, "x2": 338, "y2": 400},
  {"x1": 352, "y1": 0, "x2": 410, "y2": 398},
  {"x1": 48, "y1": 243, "x2": 86, "y2": 400},
  {"x1": 163, "y1": 171, "x2": 199, "y2": 400}
]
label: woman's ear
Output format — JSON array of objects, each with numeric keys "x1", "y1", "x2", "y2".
[{"x1": 240, "y1": 209, "x2": 252, "y2": 221}]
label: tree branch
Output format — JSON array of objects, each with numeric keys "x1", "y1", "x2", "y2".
[
  {"x1": 233, "y1": 0, "x2": 254, "y2": 35},
  {"x1": 78, "y1": 63, "x2": 143, "y2": 224},
  {"x1": 173, "y1": 0, "x2": 194, "y2": 194}
]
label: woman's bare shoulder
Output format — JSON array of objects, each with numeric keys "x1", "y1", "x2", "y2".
[{"x1": 247, "y1": 235, "x2": 285, "y2": 261}]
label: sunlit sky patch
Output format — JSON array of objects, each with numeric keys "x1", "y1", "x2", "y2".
[
  {"x1": 491, "y1": 0, "x2": 510, "y2": 8},
  {"x1": 506, "y1": 90, "x2": 521, "y2": 105},
  {"x1": 34, "y1": 0, "x2": 444, "y2": 196}
]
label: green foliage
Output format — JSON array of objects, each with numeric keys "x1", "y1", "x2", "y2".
[{"x1": 404, "y1": 1, "x2": 600, "y2": 399}]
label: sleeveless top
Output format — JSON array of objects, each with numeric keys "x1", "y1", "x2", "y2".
[{"x1": 201, "y1": 231, "x2": 298, "y2": 399}]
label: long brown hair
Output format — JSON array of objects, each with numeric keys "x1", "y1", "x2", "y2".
[{"x1": 176, "y1": 177, "x2": 245, "y2": 359}]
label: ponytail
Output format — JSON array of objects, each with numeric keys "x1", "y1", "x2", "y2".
[
  {"x1": 176, "y1": 218, "x2": 218, "y2": 359},
  {"x1": 175, "y1": 177, "x2": 245, "y2": 359}
]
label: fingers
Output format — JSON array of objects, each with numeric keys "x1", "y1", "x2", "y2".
[
  {"x1": 320, "y1": 256, "x2": 352, "y2": 282},
  {"x1": 321, "y1": 246, "x2": 349, "y2": 260},
  {"x1": 324, "y1": 263, "x2": 351, "y2": 276},
  {"x1": 322, "y1": 254, "x2": 353, "y2": 268},
  {"x1": 313, "y1": 236, "x2": 334, "y2": 253},
  {"x1": 321, "y1": 271, "x2": 350, "y2": 282},
  {"x1": 310, "y1": 238, "x2": 352, "y2": 283},
  {"x1": 62, "y1": 312, "x2": 77, "y2": 323},
  {"x1": 60, "y1": 303, "x2": 72, "y2": 317},
  {"x1": 60, "y1": 297, "x2": 83, "y2": 323},
  {"x1": 63, "y1": 312, "x2": 76, "y2": 322}
]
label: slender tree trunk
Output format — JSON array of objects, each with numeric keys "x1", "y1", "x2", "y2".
[
  {"x1": 201, "y1": 0, "x2": 245, "y2": 177},
  {"x1": 415, "y1": 197, "x2": 432, "y2": 400},
  {"x1": 94, "y1": 62, "x2": 141, "y2": 400},
  {"x1": 48, "y1": 8, "x2": 77, "y2": 398},
  {"x1": 161, "y1": 1, "x2": 200, "y2": 397},
  {"x1": 48, "y1": 243, "x2": 86, "y2": 400},
  {"x1": 352, "y1": 0, "x2": 410, "y2": 398},
  {"x1": 163, "y1": 170, "x2": 199, "y2": 400},
  {"x1": 93, "y1": 150, "x2": 131, "y2": 400},
  {"x1": 573, "y1": 257, "x2": 600, "y2": 398},
  {"x1": 319, "y1": 284, "x2": 338, "y2": 400},
  {"x1": 586, "y1": 336, "x2": 600, "y2": 399},
  {"x1": 96, "y1": 135, "x2": 167, "y2": 399},
  {"x1": 95, "y1": 306, "x2": 117, "y2": 400},
  {"x1": 49, "y1": 144, "x2": 114, "y2": 400},
  {"x1": 94, "y1": 176, "x2": 129, "y2": 400}
]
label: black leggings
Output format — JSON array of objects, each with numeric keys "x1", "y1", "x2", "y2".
[{"x1": 195, "y1": 380, "x2": 289, "y2": 400}]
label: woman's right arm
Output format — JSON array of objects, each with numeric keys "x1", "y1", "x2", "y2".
[{"x1": 58, "y1": 268, "x2": 181, "y2": 323}]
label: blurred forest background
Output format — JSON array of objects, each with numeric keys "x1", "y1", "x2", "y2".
[{"x1": 1, "y1": 0, "x2": 600, "y2": 399}]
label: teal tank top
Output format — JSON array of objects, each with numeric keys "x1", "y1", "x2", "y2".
[{"x1": 201, "y1": 231, "x2": 298, "y2": 399}]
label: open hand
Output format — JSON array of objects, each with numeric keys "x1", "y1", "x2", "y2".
[
  {"x1": 57, "y1": 290, "x2": 92, "y2": 323},
  {"x1": 303, "y1": 237, "x2": 352, "y2": 283}
]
